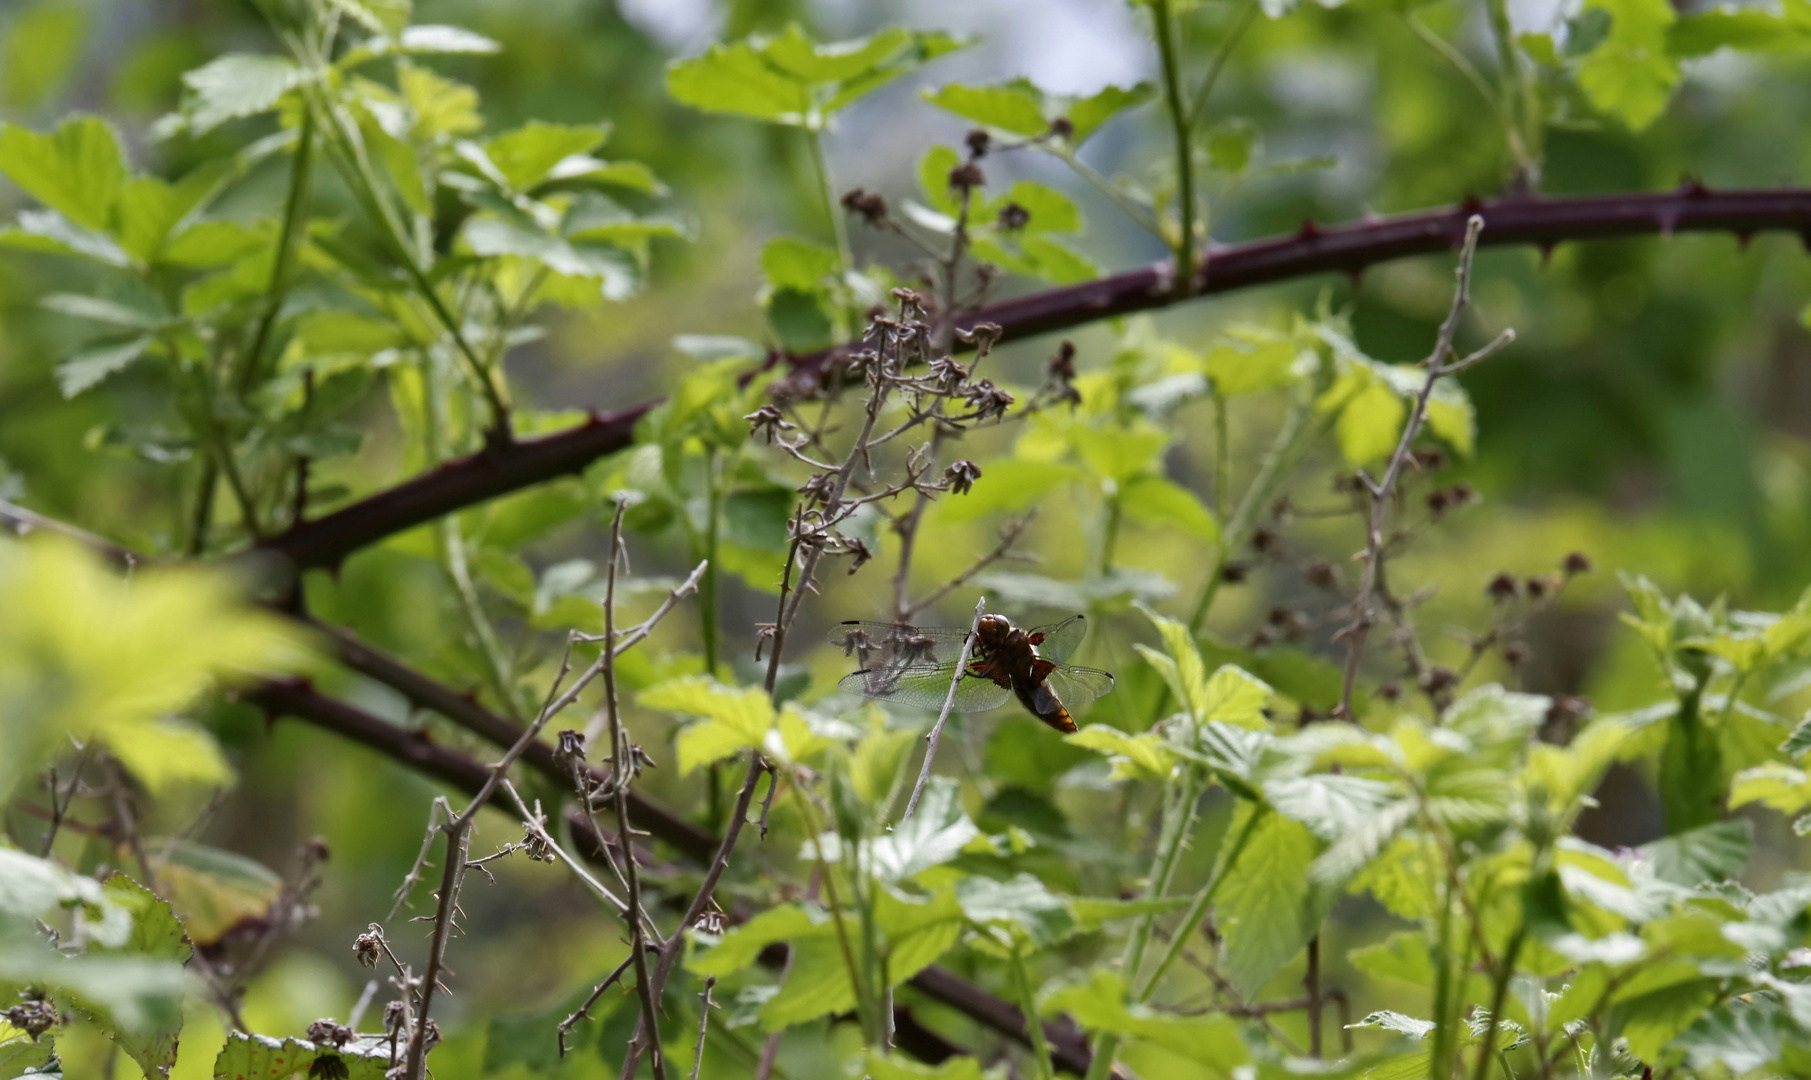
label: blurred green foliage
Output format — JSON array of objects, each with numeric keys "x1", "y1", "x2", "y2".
[{"x1": 7, "y1": 0, "x2": 1811, "y2": 1078}]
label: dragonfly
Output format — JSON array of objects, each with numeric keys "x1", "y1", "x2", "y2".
[{"x1": 828, "y1": 614, "x2": 1116, "y2": 733}]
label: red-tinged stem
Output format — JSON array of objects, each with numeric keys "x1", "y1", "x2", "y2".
[{"x1": 258, "y1": 187, "x2": 1811, "y2": 574}]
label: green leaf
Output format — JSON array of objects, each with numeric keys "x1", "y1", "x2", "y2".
[
  {"x1": 1782, "y1": 712, "x2": 1811, "y2": 758},
  {"x1": 863, "y1": 1054, "x2": 991, "y2": 1080},
  {"x1": 0, "y1": 208, "x2": 130, "y2": 265},
  {"x1": 640, "y1": 676, "x2": 774, "y2": 773},
  {"x1": 1065, "y1": 724, "x2": 1178, "y2": 783},
  {"x1": 688, "y1": 904, "x2": 826, "y2": 978},
  {"x1": 68, "y1": 876, "x2": 188, "y2": 1077},
  {"x1": 1077, "y1": 423, "x2": 1169, "y2": 484},
  {"x1": 1217, "y1": 807, "x2": 1328, "y2": 997},
  {"x1": 766, "y1": 287, "x2": 834, "y2": 351},
  {"x1": 1577, "y1": 0, "x2": 1680, "y2": 131},
  {"x1": 40, "y1": 294, "x2": 163, "y2": 330},
  {"x1": 1119, "y1": 475, "x2": 1218, "y2": 540},
  {"x1": 1206, "y1": 118, "x2": 1257, "y2": 173},
  {"x1": 330, "y1": 0, "x2": 411, "y2": 35},
  {"x1": 1425, "y1": 378, "x2": 1476, "y2": 456},
  {"x1": 761, "y1": 235, "x2": 841, "y2": 293},
  {"x1": 56, "y1": 336, "x2": 154, "y2": 398},
  {"x1": 1349, "y1": 1010, "x2": 1436, "y2": 1039},
  {"x1": 668, "y1": 40, "x2": 811, "y2": 124},
  {"x1": 382, "y1": 24, "x2": 501, "y2": 55},
  {"x1": 157, "y1": 841, "x2": 284, "y2": 948},
  {"x1": 1639, "y1": 819, "x2": 1753, "y2": 886},
  {"x1": 863, "y1": 777, "x2": 980, "y2": 883},
  {"x1": 919, "y1": 79, "x2": 1049, "y2": 136},
  {"x1": 1673, "y1": 1000, "x2": 1786, "y2": 1074},
  {"x1": 0, "y1": 116, "x2": 127, "y2": 232},
  {"x1": 1263, "y1": 774, "x2": 1396, "y2": 841},
  {"x1": 1619, "y1": 979, "x2": 1720, "y2": 1063},
  {"x1": 669, "y1": 28, "x2": 960, "y2": 128},
  {"x1": 1065, "y1": 83, "x2": 1155, "y2": 144},
  {"x1": 933, "y1": 459, "x2": 1083, "y2": 524},
  {"x1": 211, "y1": 1031, "x2": 391, "y2": 1079},
  {"x1": 485, "y1": 122, "x2": 609, "y2": 192},
  {"x1": 1042, "y1": 970, "x2": 1249, "y2": 1068},
  {"x1": 983, "y1": 180, "x2": 1081, "y2": 234},
  {"x1": 1326, "y1": 377, "x2": 1405, "y2": 466},
  {"x1": 1667, "y1": 8, "x2": 1811, "y2": 58},
  {"x1": 916, "y1": 144, "x2": 962, "y2": 216},
  {"x1": 0, "y1": 1024, "x2": 56, "y2": 1077},
  {"x1": 1199, "y1": 340, "x2": 1299, "y2": 396},
  {"x1": 1197, "y1": 664, "x2": 1273, "y2": 730},
  {"x1": 1730, "y1": 762, "x2": 1811, "y2": 815},
  {"x1": 175, "y1": 54, "x2": 307, "y2": 136}
]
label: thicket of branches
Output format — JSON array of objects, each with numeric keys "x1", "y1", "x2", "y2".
[{"x1": 7, "y1": 2, "x2": 1811, "y2": 1079}]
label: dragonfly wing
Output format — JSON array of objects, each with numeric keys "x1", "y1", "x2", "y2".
[
  {"x1": 838, "y1": 662, "x2": 1013, "y2": 712},
  {"x1": 1041, "y1": 664, "x2": 1116, "y2": 709},
  {"x1": 827, "y1": 621, "x2": 972, "y2": 666},
  {"x1": 1028, "y1": 615, "x2": 1088, "y2": 665}
]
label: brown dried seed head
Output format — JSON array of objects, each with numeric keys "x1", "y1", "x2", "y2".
[
  {"x1": 1563, "y1": 551, "x2": 1594, "y2": 575},
  {"x1": 965, "y1": 128, "x2": 992, "y2": 158},
  {"x1": 948, "y1": 162, "x2": 986, "y2": 191},
  {"x1": 1486, "y1": 572, "x2": 1520, "y2": 600}
]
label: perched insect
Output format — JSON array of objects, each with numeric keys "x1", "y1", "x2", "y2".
[{"x1": 829, "y1": 614, "x2": 1115, "y2": 733}]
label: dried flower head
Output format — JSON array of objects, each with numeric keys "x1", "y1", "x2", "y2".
[
  {"x1": 948, "y1": 162, "x2": 985, "y2": 192},
  {"x1": 744, "y1": 404, "x2": 794, "y2": 444},
  {"x1": 303, "y1": 835, "x2": 332, "y2": 865},
  {"x1": 954, "y1": 321, "x2": 1004, "y2": 356},
  {"x1": 840, "y1": 187, "x2": 889, "y2": 226},
  {"x1": 1486, "y1": 572, "x2": 1519, "y2": 601},
  {"x1": 353, "y1": 926, "x2": 384, "y2": 967},
  {"x1": 1305, "y1": 560, "x2": 1338, "y2": 590},
  {"x1": 1048, "y1": 341, "x2": 1077, "y2": 381},
  {"x1": 927, "y1": 355, "x2": 969, "y2": 391},
  {"x1": 1048, "y1": 116, "x2": 1075, "y2": 140},
  {"x1": 1563, "y1": 551, "x2": 1594, "y2": 575},
  {"x1": 998, "y1": 202, "x2": 1031, "y2": 232},
  {"x1": 843, "y1": 536, "x2": 875, "y2": 574},
  {"x1": 963, "y1": 379, "x2": 1015, "y2": 421},
  {"x1": 965, "y1": 128, "x2": 991, "y2": 158},
  {"x1": 307, "y1": 1019, "x2": 354, "y2": 1048},
  {"x1": 1220, "y1": 562, "x2": 1249, "y2": 584},
  {"x1": 522, "y1": 824, "x2": 556, "y2": 862},
  {"x1": 553, "y1": 729, "x2": 586, "y2": 770},
  {"x1": 944, "y1": 459, "x2": 983, "y2": 495},
  {"x1": 1502, "y1": 642, "x2": 1529, "y2": 665},
  {"x1": 4, "y1": 996, "x2": 55, "y2": 1040},
  {"x1": 797, "y1": 472, "x2": 838, "y2": 504}
]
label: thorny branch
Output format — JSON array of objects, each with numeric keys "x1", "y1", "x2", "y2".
[
  {"x1": 1335, "y1": 215, "x2": 1515, "y2": 722},
  {"x1": 257, "y1": 186, "x2": 1811, "y2": 574}
]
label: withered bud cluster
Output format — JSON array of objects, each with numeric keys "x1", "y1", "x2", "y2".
[
  {"x1": 927, "y1": 355, "x2": 969, "y2": 391},
  {"x1": 965, "y1": 128, "x2": 991, "y2": 158},
  {"x1": 944, "y1": 459, "x2": 983, "y2": 495},
  {"x1": 1425, "y1": 483, "x2": 1476, "y2": 518},
  {"x1": 307, "y1": 1019, "x2": 354, "y2": 1048},
  {"x1": 523, "y1": 822, "x2": 556, "y2": 862},
  {"x1": 998, "y1": 202, "x2": 1031, "y2": 232},
  {"x1": 843, "y1": 536, "x2": 875, "y2": 574},
  {"x1": 841, "y1": 187, "x2": 889, "y2": 226},
  {"x1": 948, "y1": 162, "x2": 985, "y2": 192},
  {"x1": 352, "y1": 925, "x2": 384, "y2": 967},
  {"x1": 553, "y1": 728, "x2": 586, "y2": 770},
  {"x1": 954, "y1": 320, "x2": 1003, "y2": 356},
  {"x1": 1048, "y1": 116, "x2": 1074, "y2": 140},
  {"x1": 1563, "y1": 551, "x2": 1594, "y2": 575},
  {"x1": 4, "y1": 996, "x2": 56, "y2": 1040},
  {"x1": 963, "y1": 379, "x2": 1015, "y2": 421}
]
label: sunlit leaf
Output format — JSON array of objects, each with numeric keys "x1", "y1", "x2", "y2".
[{"x1": 0, "y1": 116, "x2": 127, "y2": 232}]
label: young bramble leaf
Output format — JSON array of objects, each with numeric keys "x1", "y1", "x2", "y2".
[
  {"x1": 640, "y1": 676, "x2": 774, "y2": 773},
  {"x1": 1042, "y1": 970, "x2": 1249, "y2": 1068},
  {"x1": 669, "y1": 27, "x2": 960, "y2": 129},
  {"x1": 920, "y1": 80, "x2": 1048, "y2": 136},
  {"x1": 0, "y1": 116, "x2": 127, "y2": 233},
  {"x1": 1065, "y1": 724, "x2": 1177, "y2": 783},
  {"x1": 1119, "y1": 474, "x2": 1219, "y2": 541},
  {"x1": 485, "y1": 122, "x2": 610, "y2": 192},
  {"x1": 1217, "y1": 807, "x2": 1331, "y2": 997},
  {"x1": 212, "y1": 1031, "x2": 390, "y2": 1080},
  {"x1": 761, "y1": 235, "x2": 841, "y2": 294},
  {"x1": 172, "y1": 54, "x2": 308, "y2": 136},
  {"x1": 1065, "y1": 83, "x2": 1155, "y2": 144},
  {"x1": 1576, "y1": 0, "x2": 1679, "y2": 131}
]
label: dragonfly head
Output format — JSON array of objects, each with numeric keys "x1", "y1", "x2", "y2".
[{"x1": 975, "y1": 614, "x2": 1012, "y2": 643}]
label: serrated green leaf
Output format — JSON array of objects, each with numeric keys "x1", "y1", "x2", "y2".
[
  {"x1": 1218, "y1": 807, "x2": 1328, "y2": 998},
  {"x1": 177, "y1": 54, "x2": 307, "y2": 136},
  {"x1": 68, "y1": 876, "x2": 188, "y2": 1077},
  {"x1": 56, "y1": 336, "x2": 154, "y2": 397},
  {"x1": 1264, "y1": 774, "x2": 1396, "y2": 841},
  {"x1": 1199, "y1": 340, "x2": 1299, "y2": 396},
  {"x1": 934, "y1": 459, "x2": 1082, "y2": 524},
  {"x1": 1077, "y1": 423, "x2": 1168, "y2": 484},
  {"x1": 0, "y1": 208, "x2": 131, "y2": 265},
  {"x1": 917, "y1": 144, "x2": 962, "y2": 216},
  {"x1": 761, "y1": 235, "x2": 840, "y2": 293},
  {"x1": 0, "y1": 116, "x2": 126, "y2": 232},
  {"x1": 1043, "y1": 970, "x2": 1248, "y2": 1068},
  {"x1": 1620, "y1": 978, "x2": 1720, "y2": 1063},
  {"x1": 1119, "y1": 474, "x2": 1218, "y2": 540},
  {"x1": 485, "y1": 122, "x2": 609, "y2": 191},
  {"x1": 1639, "y1": 819, "x2": 1753, "y2": 885},
  {"x1": 1065, "y1": 82, "x2": 1154, "y2": 144},
  {"x1": 1065, "y1": 724, "x2": 1177, "y2": 782},
  {"x1": 1730, "y1": 762, "x2": 1811, "y2": 815},
  {"x1": 211, "y1": 1031, "x2": 390, "y2": 1079},
  {"x1": 641, "y1": 676, "x2": 774, "y2": 773},
  {"x1": 919, "y1": 79, "x2": 1049, "y2": 136},
  {"x1": 1577, "y1": 0, "x2": 1679, "y2": 130}
]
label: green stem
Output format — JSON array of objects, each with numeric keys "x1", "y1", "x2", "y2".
[
  {"x1": 1213, "y1": 392, "x2": 1230, "y2": 524},
  {"x1": 809, "y1": 125, "x2": 852, "y2": 278},
  {"x1": 1099, "y1": 491, "x2": 1123, "y2": 577},
  {"x1": 236, "y1": 108, "x2": 316, "y2": 396},
  {"x1": 1188, "y1": 398, "x2": 1322, "y2": 631},
  {"x1": 1186, "y1": 2, "x2": 1260, "y2": 130},
  {"x1": 701, "y1": 450, "x2": 722, "y2": 678},
  {"x1": 311, "y1": 93, "x2": 511, "y2": 434},
  {"x1": 797, "y1": 791, "x2": 875, "y2": 1040},
  {"x1": 442, "y1": 514, "x2": 518, "y2": 716},
  {"x1": 1470, "y1": 923, "x2": 1526, "y2": 1080},
  {"x1": 1010, "y1": 949, "x2": 1057, "y2": 1080},
  {"x1": 1430, "y1": 868, "x2": 1459, "y2": 1080},
  {"x1": 186, "y1": 458, "x2": 217, "y2": 557},
  {"x1": 1482, "y1": 0, "x2": 1538, "y2": 184},
  {"x1": 1055, "y1": 147, "x2": 1164, "y2": 238},
  {"x1": 1152, "y1": 0, "x2": 1197, "y2": 296},
  {"x1": 1136, "y1": 802, "x2": 1266, "y2": 1000}
]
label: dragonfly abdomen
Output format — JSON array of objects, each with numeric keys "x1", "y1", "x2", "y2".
[{"x1": 1014, "y1": 675, "x2": 1076, "y2": 734}]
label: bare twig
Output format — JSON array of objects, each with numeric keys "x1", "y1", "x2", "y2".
[
  {"x1": 559, "y1": 953, "x2": 637, "y2": 1057},
  {"x1": 904, "y1": 596, "x2": 987, "y2": 820},
  {"x1": 601, "y1": 501, "x2": 668, "y2": 1080},
  {"x1": 1335, "y1": 215, "x2": 1514, "y2": 721},
  {"x1": 690, "y1": 977, "x2": 716, "y2": 1080},
  {"x1": 906, "y1": 515, "x2": 1034, "y2": 620}
]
